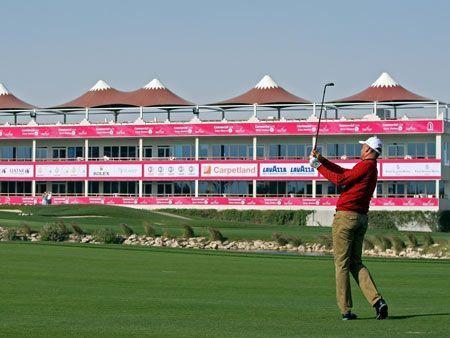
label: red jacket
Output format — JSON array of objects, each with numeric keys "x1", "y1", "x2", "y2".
[{"x1": 317, "y1": 157, "x2": 377, "y2": 215}]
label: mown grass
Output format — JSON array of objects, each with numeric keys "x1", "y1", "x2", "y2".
[{"x1": 0, "y1": 242, "x2": 449, "y2": 337}]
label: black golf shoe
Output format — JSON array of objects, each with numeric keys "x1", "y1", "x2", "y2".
[
  {"x1": 374, "y1": 298, "x2": 388, "y2": 320},
  {"x1": 342, "y1": 312, "x2": 358, "y2": 320}
]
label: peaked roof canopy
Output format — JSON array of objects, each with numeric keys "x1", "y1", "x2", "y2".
[
  {"x1": 213, "y1": 75, "x2": 311, "y2": 106},
  {"x1": 0, "y1": 83, "x2": 35, "y2": 110},
  {"x1": 53, "y1": 80, "x2": 129, "y2": 109},
  {"x1": 125, "y1": 79, "x2": 193, "y2": 107},
  {"x1": 331, "y1": 72, "x2": 431, "y2": 104}
]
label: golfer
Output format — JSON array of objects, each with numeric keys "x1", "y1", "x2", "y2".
[{"x1": 310, "y1": 136, "x2": 388, "y2": 320}]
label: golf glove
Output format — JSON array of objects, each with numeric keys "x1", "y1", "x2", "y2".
[{"x1": 309, "y1": 156, "x2": 321, "y2": 169}]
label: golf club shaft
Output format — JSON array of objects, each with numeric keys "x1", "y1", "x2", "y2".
[{"x1": 313, "y1": 83, "x2": 334, "y2": 151}]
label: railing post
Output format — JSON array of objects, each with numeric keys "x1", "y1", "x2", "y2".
[
  {"x1": 312, "y1": 180, "x2": 316, "y2": 198},
  {"x1": 195, "y1": 137, "x2": 199, "y2": 161},
  {"x1": 32, "y1": 139, "x2": 36, "y2": 162},
  {"x1": 139, "y1": 138, "x2": 143, "y2": 161}
]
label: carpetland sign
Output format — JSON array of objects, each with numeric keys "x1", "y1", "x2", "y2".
[
  {"x1": 0, "y1": 165, "x2": 34, "y2": 178},
  {"x1": 259, "y1": 163, "x2": 318, "y2": 177},
  {"x1": 201, "y1": 163, "x2": 257, "y2": 178}
]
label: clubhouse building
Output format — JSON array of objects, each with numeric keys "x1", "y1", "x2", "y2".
[{"x1": 0, "y1": 72, "x2": 448, "y2": 218}]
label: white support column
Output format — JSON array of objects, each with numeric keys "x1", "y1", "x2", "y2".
[
  {"x1": 253, "y1": 103, "x2": 257, "y2": 117},
  {"x1": 195, "y1": 137, "x2": 199, "y2": 161},
  {"x1": 436, "y1": 100, "x2": 440, "y2": 118},
  {"x1": 31, "y1": 180, "x2": 36, "y2": 197},
  {"x1": 85, "y1": 107, "x2": 89, "y2": 121},
  {"x1": 84, "y1": 180, "x2": 88, "y2": 197},
  {"x1": 373, "y1": 101, "x2": 377, "y2": 116},
  {"x1": 436, "y1": 135, "x2": 442, "y2": 159},
  {"x1": 139, "y1": 106, "x2": 144, "y2": 119},
  {"x1": 84, "y1": 139, "x2": 89, "y2": 161},
  {"x1": 139, "y1": 138, "x2": 143, "y2": 161},
  {"x1": 139, "y1": 180, "x2": 143, "y2": 197},
  {"x1": 252, "y1": 180, "x2": 257, "y2": 198},
  {"x1": 32, "y1": 139, "x2": 36, "y2": 162},
  {"x1": 313, "y1": 102, "x2": 316, "y2": 117},
  {"x1": 194, "y1": 180, "x2": 199, "y2": 197},
  {"x1": 435, "y1": 180, "x2": 440, "y2": 199},
  {"x1": 312, "y1": 180, "x2": 317, "y2": 198},
  {"x1": 373, "y1": 186, "x2": 377, "y2": 198},
  {"x1": 252, "y1": 137, "x2": 257, "y2": 160}
]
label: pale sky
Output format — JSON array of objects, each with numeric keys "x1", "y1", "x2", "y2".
[{"x1": 0, "y1": 0, "x2": 449, "y2": 107}]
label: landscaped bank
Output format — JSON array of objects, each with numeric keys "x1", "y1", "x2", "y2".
[{"x1": 1, "y1": 224, "x2": 448, "y2": 260}]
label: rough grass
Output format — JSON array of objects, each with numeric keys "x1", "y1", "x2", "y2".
[{"x1": 0, "y1": 243, "x2": 449, "y2": 337}]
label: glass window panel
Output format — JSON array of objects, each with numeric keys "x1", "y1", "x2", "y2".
[
  {"x1": 407, "y1": 143, "x2": 415, "y2": 157},
  {"x1": 427, "y1": 143, "x2": 435, "y2": 158},
  {"x1": 238, "y1": 145, "x2": 247, "y2": 159},
  {"x1": 269, "y1": 144, "x2": 278, "y2": 158},
  {"x1": 144, "y1": 147, "x2": 152, "y2": 158},
  {"x1": 120, "y1": 146, "x2": 128, "y2": 158},
  {"x1": 17, "y1": 146, "x2": 32, "y2": 160},
  {"x1": 199, "y1": 144, "x2": 208, "y2": 158},
  {"x1": 417, "y1": 143, "x2": 425, "y2": 158},
  {"x1": 230, "y1": 145, "x2": 239, "y2": 159},
  {"x1": 211, "y1": 145, "x2": 220, "y2": 158}
]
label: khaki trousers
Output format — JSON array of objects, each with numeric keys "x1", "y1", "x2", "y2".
[{"x1": 332, "y1": 211, "x2": 381, "y2": 314}]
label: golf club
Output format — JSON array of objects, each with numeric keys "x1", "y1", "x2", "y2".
[{"x1": 313, "y1": 82, "x2": 334, "y2": 151}]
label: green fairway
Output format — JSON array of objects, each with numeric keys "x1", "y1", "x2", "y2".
[
  {"x1": 1, "y1": 205, "x2": 449, "y2": 245},
  {"x1": 0, "y1": 243, "x2": 449, "y2": 337}
]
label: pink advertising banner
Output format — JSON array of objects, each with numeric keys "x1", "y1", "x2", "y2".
[
  {"x1": 0, "y1": 196, "x2": 438, "y2": 207},
  {"x1": 0, "y1": 119, "x2": 443, "y2": 139},
  {"x1": 0, "y1": 159, "x2": 441, "y2": 180}
]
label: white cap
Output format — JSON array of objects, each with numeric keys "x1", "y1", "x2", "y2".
[{"x1": 359, "y1": 136, "x2": 382, "y2": 154}]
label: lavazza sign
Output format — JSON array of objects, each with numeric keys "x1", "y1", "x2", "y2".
[{"x1": 260, "y1": 163, "x2": 318, "y2": 177}]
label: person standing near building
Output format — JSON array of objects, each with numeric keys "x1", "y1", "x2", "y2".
[{"x1": 309, "y1": 136, "x2": 388, "y2": 320}]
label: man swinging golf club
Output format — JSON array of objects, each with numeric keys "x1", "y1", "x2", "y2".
[{"x1": 309, "y1": 137, "x2": 388, "y2": 320}]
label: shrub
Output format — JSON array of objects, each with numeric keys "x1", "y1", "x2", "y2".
[
  {"x1": 390, "y1": 236, "x2": 406, "y2": 253},
  {"x1": 120, "y1": 223, "x2": 134, "y2": 237},
  {"x1": 363, "y1": 238, "x2": 374, "y2": 250},
  {"x1": 93, "y1": 228, "x2": 122, "y2": 244},
  {"x1": 272, "y1": 232, "x2": 289, "y2": 246},
  {"x1": 373, "y1": 235, "x2": 392, "y2": 251},
  {"x1": 71, "y1": 223, "x2": 85, "y2": 236},
  {"x1": 182, "y1": 225, "x2": 195, "y2": 238},
  {"x1": 288, "y1": 236, "x2": 303, "y2": 247},
  {"x1": 406, "y1": 233, "x2": 419, "y2": 248},
  {"x1": 317, "y1": 234, "x2": 333, "y2": 250},
  {"x1": 438, "y1": 211, "x2": 450, "y2": 232},
  {"x1": 160, "y1": 209, "x2": 312, "y2": 226},
  {"x1": 40, "y1": 223, "x2": 69, "y2": 242},
  {"x1": 208, "y1": 227, "x2": 225, "y2": 242},
  {"x1": 144, "y1": 223, "x2": 156, "y2": 237},
  {"x1": 423, "y1": 233, "x2": 435, "y2": 246},
  {"x1": 19, "y1": 222, "x2": 32, "y2": 236},
  {"x1": 5, "y1": 227, "x2": 19, "y2": 241},
  {"x1": 57, "y1": 221, "x2": 70, "y2": 235},
  {"x1": 143, "y1": 222, "x2": 156, "y2": 237}
]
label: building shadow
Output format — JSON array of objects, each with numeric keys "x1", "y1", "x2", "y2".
[{"x1": 388, "y1": 313, "x2": 450, "y2": 320}]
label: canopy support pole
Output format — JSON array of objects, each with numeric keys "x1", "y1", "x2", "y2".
[
  {"x1": 436, "y1": 100, "x2": 440, "y2": 118},
  {"x1": 114, "y1": 111, "x2": 118, "y2": 123},
  {"x1": 139, "y1": 106, "x2": 143, "y2": 119},
  {"x1": 253, "y1": 104, "x2": 257, "y2": 118},
  {"x1": 63, "y1": 114, "x2": 67, "y2": 124},
  {"x1": 313, "y1": 102, "x2": 316, "y2": 117},
  {"x1": 373, "y1": 101, "x2": 377, "y2": 117},
  {"x1": 222, "y1": 110, "x2": 225, "y2": 120},
  {"x1": 167, "y1": 110, "x2": 171, "y2": 122},
  {"x1": 85, "y1": 108, "x2": 89, "y2": 121},
  {"x1": 277, "y1": 108, "x2": 281, "y2": 120},
  {"x1": 13, "y1": 112, "x2": 17, "y2": 125}
]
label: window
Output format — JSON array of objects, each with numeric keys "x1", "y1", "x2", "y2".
[
  {"x1": 89, "y1": 181, "x2": 99, "y2": 194},
  {"x1": 104, "y1": 146, "x2": 119, "y2": 158},
  {"x1": 104, "y1": 182, "x2": 136, "y2": 195},
  {"x1": 257, "y1": 181, "x2": 286, "y2": 196},
  {"x1": 327, "y1": 183, "x2": 342, "y2": 195},
  {"x1": 144, "y1": 147, "x2": 153, "y2": 158},
  {"x1": 67, "y1": 181, "x2": 83, "y2": 194},
  {"x1": 407, "y1": 181, "x2": 435, "y2": 196},
  {"x1": 36, "y1": 182, "x2": 47, "y2": 194},
  {"x1": 286, "y1": 144, "x2": 306, "y2": 159},
  {"x1": 157, "y1": 182, "x2": 172, "y2": 196},
  {"x1": 0, "y1": 146, "x2": 14, "y2": 159},
  {"x1": 306, "y1": 145, "x2": 323, "y2": 156},
  {"x1": 174, "y1": 182, "x2": 194, "y2": 195},
  {"x1": 173, "y1": 145, "x2": 192, "y2": 159},
  {"x1": 407, "y1": 143, "x2": 436, "y2": 159},
  {"x1": 287, "y1": 182, "x2": 306, "y2": 196},
  {"x1": 51, "y1": 182, "x2": 66, "y2": 194},
  {"x1": 17, "y1": 146, "x2": 32, "y2": 160},
  {"x1": 68, "y1": 146, "x2": 83, "y2": 160},
  {"x1": 157, "y1": 146, "x2": 172, "y2": 158},
  {"x1": 326, "y1": 144, "x2": 345, "y2": 159},
  {"x1": 376, "y1": 183, "x2": 383, "y2": 196},
  {"x1": 268, "y1": 144, "x2": 286, "y2": 159},
  {"x1": 248, "y1": 145, "x2": 265, "y2": 159},
  {"x1": 143, "y1": 182, "x2": 152, "y2": 195},
  {"x1": 52, "y1": 147, "x2": 66, "y2": 159},
  {"x1": 387, "y1": 144, "x2": 404, "y2": 158},
  {"x1": 387, "y1": 182, "x2": 405, "y2": 196},
  {"x1": 89, "y1": 146, "x2": 99, "y2": 159},
  {"x1": 199, "y1": 144, "x2": 208, "y2": 159},
  {"x1": 36, "y1": 147, "x2": 48, "y2": 160}
]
